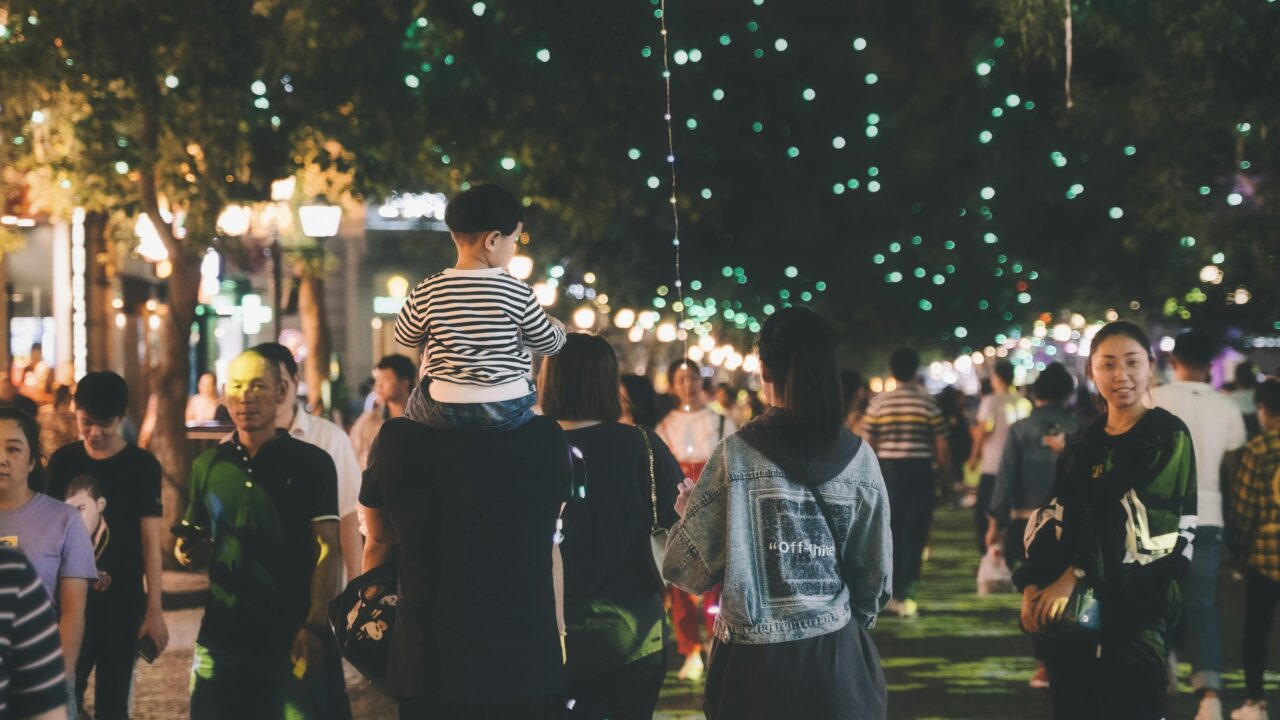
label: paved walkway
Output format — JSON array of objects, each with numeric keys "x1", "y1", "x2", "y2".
[{"x1": 94, "y1": 508, "x2": 1280, "y2": 718}]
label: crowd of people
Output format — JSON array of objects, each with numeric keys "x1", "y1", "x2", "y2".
[{"x1": 0, "y1": 181, "x2": 1276, "y2": 720}]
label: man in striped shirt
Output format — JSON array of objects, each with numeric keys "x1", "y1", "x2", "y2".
[
  {"x1": 0, "y1": 545, "x2": 69, "y2": 719},
  {"x1": 394, "y1": 183, "x2": 566, "y2": 431},
  {"x1": 864, "y1": 348, "x2": 951, "y2": 617}
]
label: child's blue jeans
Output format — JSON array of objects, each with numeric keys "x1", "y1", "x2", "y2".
[{"x1": 405, "y1": 380, "x2": 537, "y2": 432}]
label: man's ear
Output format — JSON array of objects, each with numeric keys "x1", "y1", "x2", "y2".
[
  {"x1": 484, "y1": 231, "x2": 502, "y2": 251},
  {"x1": 96, "y1": 497, "x2": 107, "y2": 513}
]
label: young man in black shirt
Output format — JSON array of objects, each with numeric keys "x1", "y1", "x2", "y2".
[
  {"x1": 176, "y1": 350, "x2": 349, "y2": 720},
  {"x1": 361, "y1": 414, "x2": 574, "y2": 719},
  {"x1": 47, "y1": 371, "x2": 167, "y2": 719}
]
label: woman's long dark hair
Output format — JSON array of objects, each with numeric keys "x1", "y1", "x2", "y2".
[
  {"x1": 0, "y1": 407, "x2": 45, "y2": 491},
  {"x1": 756, "y1": 307, "x2": 845, "y2": 446}
]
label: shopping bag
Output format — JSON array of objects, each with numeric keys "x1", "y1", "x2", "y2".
[{"x1": 976, "y1": 546, "x2": 1014, "y2": 596}]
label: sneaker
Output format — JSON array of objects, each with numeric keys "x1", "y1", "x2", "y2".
[
  {"x1": 1028, "y1": 664, "x2": 1050, "y2": 689},
  {"x1": 1232, "y1": 701, "x2": 1269, "y2": 720},
  {"x1": 900, "y1": 598, "x2": 919, "y2": 618},
  {"x1": 677, "y1": 652, "x2": 704, "y2": 681},
  {"x1": 1197, "y1": 696, "x2": 1224, "y2": 720}
]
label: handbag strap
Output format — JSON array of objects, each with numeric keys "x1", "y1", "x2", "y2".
[
  {"x1": 805, "y1": 486, "x2": 845, "y2": 579},
  {"x1": 637, "y1": 426, "x2": 658, "y2": 531}
]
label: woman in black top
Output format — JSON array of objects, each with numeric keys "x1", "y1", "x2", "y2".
[
  {"x1": 1016, "y1": 322, "x2": 1197, "y2": 719},
  {"x1": 539, "y1": 334, "x2": 682, "y2": 720}
]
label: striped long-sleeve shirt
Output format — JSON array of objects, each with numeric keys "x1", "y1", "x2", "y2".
[
  {"x1": 0, "y1": 546, "x2": 67, "y2": 718},
  {"x1": 394, "y1": 267, "x2": 566, "y2": 403}
]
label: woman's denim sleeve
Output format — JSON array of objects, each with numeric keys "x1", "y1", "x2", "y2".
[
  {"x1": 846, "y1": 447, "x2": 893, "y2": 628},
  {"x1": 662, "y1": 445, "x2": 728, "y2": 595}
]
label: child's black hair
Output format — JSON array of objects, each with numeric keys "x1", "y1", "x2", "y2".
[{"x1": 444, "y1": 184, "x2": 524, "y2": 237}]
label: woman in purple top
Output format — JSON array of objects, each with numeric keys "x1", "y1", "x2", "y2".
[{"x1": 0, "y1": 408, "x2": 97, "y2": 703}]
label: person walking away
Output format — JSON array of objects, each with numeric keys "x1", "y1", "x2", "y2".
[
  {"x1": 985, "y1": 362, "x2": 1079, "y2": 689},
  {"x1": 176, "y1": 350, "x2": 349, "y2": 720},
  {"x1": 842, "y1": 370, "x2": 870, "y2": 438},
  {"x1": 36, "y1": 386, "x2": 77, "y2": 463},
  {"x1": 1226, "y1": 379, "x2": 1280, "y2": 720},
  {"x1": 1230, "y1": 363, "x2": 1263, "y2": 438},
  {"x1": 360, "y1": 395, "x2": 574, "y2": 718},
  {"x1": 656, "y1": 358, "x2": 737, "y2": 680},
  {"x1": 664, "y1": 307, "x2": 891, "y2": 720},
  {"x1": 969, "y1": 360, "x2": 1031, "y2": 553},
  {"x1": 249, "y1": 343, "x2": 364, "y2": 583},
  {"x1": 1152, "y1": 330, "x2": 1247, "y2": 719},
  {"x1": 620, "y1": 375, "x2": 659, "y2": 429},
  {"x1": 45, "y1": 372, "x2": 168, "y2": 719},
  {"x1": 1017, "y1": 321, "x2": 1197, "y2": 719},
  {"x1": 864, "y1": 348, "x2": 951, "y2": 617},
  {"x1": 392, "y1": 183, "x2": 566, "y2": 432},
  {"x1": 0, "y1": 545, "x2": 71, "y2": 720},
  {"x1": 937, "y1": 386, "x2": 973, "y2": 507},
  {"x1": 0, "y1": 408, "x2": 96, "y2": 717},
  {"x1": 540, "y1": 334, "x2": 682, "y2": 720}
]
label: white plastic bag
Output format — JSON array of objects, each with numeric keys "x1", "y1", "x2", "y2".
[{"x1": 977, "y1": 546, "x2": 1014, "y2": 596}]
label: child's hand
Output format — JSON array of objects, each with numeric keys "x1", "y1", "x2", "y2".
[{"x1": 674, "y1": 479, "x2": 696, "y2": 519}]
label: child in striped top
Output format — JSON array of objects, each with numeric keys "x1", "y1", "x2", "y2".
[{"x1": 394, "y1": 184, "x2": 566, "y2": 431}]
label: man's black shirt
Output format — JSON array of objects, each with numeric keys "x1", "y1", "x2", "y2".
[
  {"x1": 48, "y1": 443, "x2": 164, "y2": 602},
  {"x1": 361, "y1": 417, "x2": 573, "y2": 702}
]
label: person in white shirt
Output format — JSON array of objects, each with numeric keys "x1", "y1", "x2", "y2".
[
  {"x1": 1152, "y1": 330, "x2": 1247, "y2": 720},
  {"x1": 969, "y1": 360, "x2": 1031, "y2": 554},
  {"x1": 656, "y1": 359, "x2": 736, "y2": 682},
  {"x1": 251, "y1": 343, "x2": 364, "y2": 584},
  {"x1": 185, "y1": 373, "x2": 223, "y2": 423}
]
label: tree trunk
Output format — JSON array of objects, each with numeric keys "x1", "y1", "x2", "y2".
[
  {"x1": 83, "y1": 211, "x2": 111, "y2": 371},
  {"x1": 298, "y1": 272, "x2": 332, "y2": 416},
  {"x1": 149, "y1": 253, "x2": 201, "y2": 568},
  {"x1": 0, "y1": 253, "x2": 9, "y2": 374}
]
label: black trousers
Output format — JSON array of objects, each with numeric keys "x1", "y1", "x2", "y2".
[
  {"x1": 398, "y1": 695, "x2": 565, "y2": 720},
  {"x1": 190, "y1": 634, "x2": 352, "y2": 720},
  {"x1": 76, "y1": 593, "x2": 143, "y2": 719},
  {"x1": 566, "y1": 650, "x2": 666, "y2": 720},
  {"x1": 882, "y1": 459, "x2": 936, "y2": 600},
  {"x1": 1043, "y1": 620, "x2": 1169, "y2": 720},
  {"x1": 1243, "y1": 570, "x2": 1280, "y2": 700}
]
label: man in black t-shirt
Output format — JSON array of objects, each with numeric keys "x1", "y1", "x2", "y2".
[
  {"x1": 361, "y1": 416, "x2": 574, "y2": 719},
  {"x1": 47, "y1": 371, "x2": 167, "y2": 720}
]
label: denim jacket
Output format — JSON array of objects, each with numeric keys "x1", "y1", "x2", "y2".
[{"x1": 662, "y1": 411, "x2": 893, "y2": 644}]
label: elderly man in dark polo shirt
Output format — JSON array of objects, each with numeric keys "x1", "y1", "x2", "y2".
[{"x1": 176, "y1": 349, "x2": 350, "y2": 719}]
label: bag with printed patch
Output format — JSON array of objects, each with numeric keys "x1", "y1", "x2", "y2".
[{"x1": 329, "y1": 562, "x2": 399, "y2": 690}]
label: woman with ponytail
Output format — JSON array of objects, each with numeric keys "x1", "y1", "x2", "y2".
[{"x1": 663, "y1": 307, "x2": 891, "y2": 719}]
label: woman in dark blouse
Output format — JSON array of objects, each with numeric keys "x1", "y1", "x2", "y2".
[
  {"x1": 1016, "y1": 322, "x2": 1197, "y2": 719},
  {"x1": 539, "y1": 334, "x2": 682, "y2": 720}
]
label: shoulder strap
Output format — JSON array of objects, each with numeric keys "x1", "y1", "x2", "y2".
[
  {"x1": 806, "y1": 486, "x2": 845, "y2": 580},
  {"x1": 637, "y1": 426, "x2": 658, "y2": 531},
  {"x1": 719, "y1": 413, "x2": 727, "y2": 439}
]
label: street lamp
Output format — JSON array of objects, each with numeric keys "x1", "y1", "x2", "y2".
[
  {"x1": 572, "y1": 306, "x2": 598, "y2": 331},
  {"x1": 613, "y1": 308, "x2": 636, "y2": 329},
  {"x1": 508, "y1": 255, "x2": 534, "y2": 280},
  {"x1": 299, "y1": 204, "x2": 342, "y2": 239}
]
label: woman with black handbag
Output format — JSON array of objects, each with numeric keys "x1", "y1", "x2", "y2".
[
  {"x1": 663, "y1": 307, "x2": 892, "y2": 720},
  {"x1": 1016, "y1": 321, "x2": 1197, "y2": 719},
  {"x1": 539, "y1": 333, "x2": 683, "y2": 720}
]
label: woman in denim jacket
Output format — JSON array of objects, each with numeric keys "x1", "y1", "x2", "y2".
[{"x1": 663, "y1": 307, "x2": 892, "y2": 720}]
